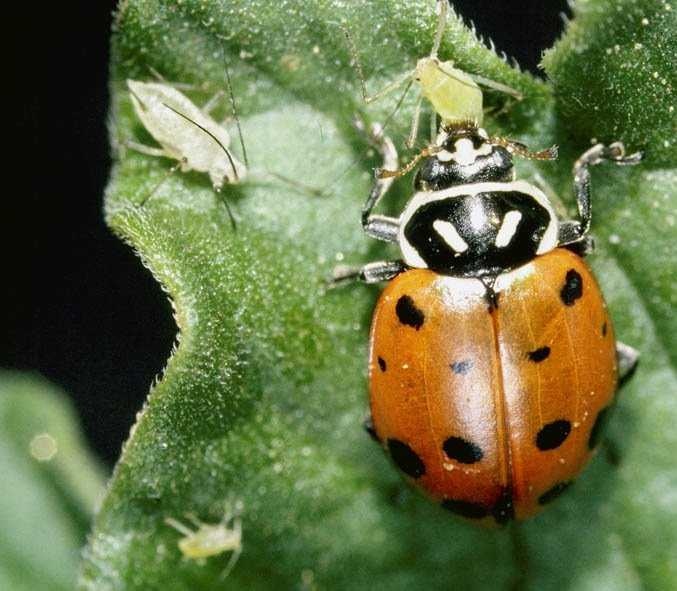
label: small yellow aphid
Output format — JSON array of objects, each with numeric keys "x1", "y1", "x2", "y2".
[
  {"x1": 346, "y1": 0, "x2": 522, "y2": 144},
  {"x1": 414, "y1": 57, "x2": 484, "y2": 126},
  {"x1": 164, "y1": 506, "x2": 242, "y2": 577}
]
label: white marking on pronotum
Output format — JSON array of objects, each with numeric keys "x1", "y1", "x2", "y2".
[
  {"x1": 398, "y1": 180, "x2": 559, "y2": 269},
  {"x1": 433, "y1": 219, "x2": 469, "y2": 252},
  {"x1": 494, "y1": 210, "x2": 523, "y2": 247},
  {"x1": 449, "y1": 138, "x2": 493, "y2": 165},
  {"x1": 452, "y1": 139, "x2": 477, "y2": 165}
]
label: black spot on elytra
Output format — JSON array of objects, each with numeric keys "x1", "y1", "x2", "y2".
[
  {"x1": 538, "y1": 481, "x2": 573, "y2": 505},
  {"x1": 527, "y1": 346, "x2": 551, "y2": 362},
  {"x1": 588, "y1": 407, "x2": 611, "y2": 450},
  {"x1": 602, "y1": 321, "x2": 608, "y2": 336},
  {"x1": 450, "y1": 360, "x2": 473, "y2": 375},
  {"x1": 377, "y1": 356, "x2": 387, "y2": 372},
  {"x1": 395, "y1": 295, "x2": 425, "y2": 330},
  {"x1": 363, "y1": 416, "x2": 380, "y2": 443},
  {"x1": 492, "y1": 488, "x2": 515, "y2": 524},
  {"x1": 560, "y1": 269, "x2": 583, "y2": 306},
  {"x1": 442, "y1": 436, "x2": 484, "y2": 464},
  {"x1": 441, "y1": 499, "x2": 488, "y2": 519},
  {"x1": 387, "y1": 438, "x2": 425, "y2": 478},
  {"x1": 536, "y1": 419, "x2": 571, "y2": 451}
]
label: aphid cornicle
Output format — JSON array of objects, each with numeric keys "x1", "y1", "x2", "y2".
[{"x1": 335, "y1": 0, "x2": 642, "y2": 524}]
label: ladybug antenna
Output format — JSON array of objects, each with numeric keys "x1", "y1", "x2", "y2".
[
  {"x1": 378, "y1": 145, "x2": 442, "y2": 179},
  {"x1": 491, "y1": 136, "x2": 558, "y2": 161}
]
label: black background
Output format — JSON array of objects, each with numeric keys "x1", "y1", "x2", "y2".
[{"x1": 4, "y1": 0, "x2": 570, "y2": 466}]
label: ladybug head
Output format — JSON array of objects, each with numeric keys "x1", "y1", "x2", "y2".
[
  {"x1": 414, "y1": 125, "x2": 514, "y2": 191},
  {"x1": 413, "y1": 125, "x2": 558, "y2": 192}
]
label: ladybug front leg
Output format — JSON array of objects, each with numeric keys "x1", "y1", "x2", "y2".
[
  {"x1": 359, "y1": 122, "x2": 401, "y2": 244},
  {"x1": 616, "y1": 341, "x2": 640, "y2": 387},
  {"x1": 330, "y1": 260, "x2": 406, "y2": 287},
  {"x1": 558, "y1": 142, "x2": 642, "y2": 246},
  {"x1": 363, "y1": 415, "x2": 381, "y2": 443}
]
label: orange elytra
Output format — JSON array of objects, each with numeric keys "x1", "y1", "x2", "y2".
[{"x1": 332, "y1": 121, "x2": 641, "y2": 524}]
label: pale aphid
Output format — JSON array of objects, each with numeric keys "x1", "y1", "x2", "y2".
[
  {"x1": 165, "y1": 507, "x2": 242, "y2": 578},
  {"x1": 127, "y1": 80, "x2": 247, "y2": 192}
]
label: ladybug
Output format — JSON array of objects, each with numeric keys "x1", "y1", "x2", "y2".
[{"x1": 333, "y1": 122, "x2": 642, "y2": 524}]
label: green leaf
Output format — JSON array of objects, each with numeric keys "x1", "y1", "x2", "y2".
[
  {"x1": 543, "y1": 0, "x2": 676, "y2": 167},
  {"x1": 0, "y1": 372, "x2": 105, "y2": 591},
  {"x1": 81, "y1": 1, "x2": 676, "y2": 589}
]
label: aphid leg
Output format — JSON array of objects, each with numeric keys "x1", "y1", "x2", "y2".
[
  {"x1": 125, "y1": 140, "x2": 169, "y2": 159},
  {"x1": 137, "y1": 158, "x2": 187, "y2": 207},
  {"x1": 341, "y1": 24, "x2": 415, "y2": 104},
  {"x1": 330, "y1": 260, "x2": 407, "y2": 287},
  {"x1": 559, "y1": 142, "x2": 642, "y2": 246},
  {"x1": 469, "y1": 73, "x2": 523, "y2": 100},
  {"x1": 222, "y1": 52, "x2": 249, "y2": 168},
  {"x1": 616, "y1": 341, "x2": 640, "y2": 388},
  {"x1": 429, "y1": 110, "x2": 438, "y2": 144},
  {"x1": 147, "y1": 66, "x2": 201, "y2": 91},
  {"x1": 214, "y1": 189, "x2": 238, "y2": 230},
  {"x1": 218, "y1": 527, "x2": 242, "y2": 581},
  {"x1": 201, "y1": 90, "x2": 226, "y2": 116},
  {"x1": 430, "y1": 0, "x2": 449, "y2": 58},
  {"x1": 164, "y1": 517, "x2": 195, "y2": 537},
  {"x1": 184, "y1": 513, "x2": 204, "y2": 529},
  {"x1": 405, "y1": 92, "x2": 424, "y2": 149}
]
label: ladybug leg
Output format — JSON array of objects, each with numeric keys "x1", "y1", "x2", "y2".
[
  {"x1": 558, "y1": 142, "x2": 642, "y2": 246},
  {"x1": 358, "y1": 121, "x2": 401, "y2": 243},
  {"x1": 616, "y1": 341, "x2": 640, "y2": 387},
  {"x1": 598, "y1": 341, "x2": 638, "y2": 468},
  {"x1": 560, "y1": 234, "x2": 595, "y2": 258},
  {"x1": 363, "y1": 415, "x2": 381, "y2": 443},
  {"x1": 330, "y1": 260, "x2": 406, "y2": 287}
]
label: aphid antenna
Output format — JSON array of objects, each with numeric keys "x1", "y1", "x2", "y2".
[
  {"x1": 342, "y1": 0, "x2": 522, "y2": 149},
  {"x1": 381, "y1": 78, "x2": 415, "y2": 138},
  {"x1": 314, "y1": 113, "x2": 398, "y2": 200},
  {"x1": 160, "y1": 101, "x2": 238, "y2": 229},
  {"x1": 164, "y1": 516, "x2": 194, "y2": 537},
  {"x1": 406, "y1": 92, "x2": 424, "y2": 148},
  {"x1": 429, "y1": 0, "x2": 449, "y2": 58},
  {"x1": 161, "y1": 102, "x2": 239, "y2": 181},
  {"x1": 467, "y1": 73, "x2": 523, "y2": 100},
  {"x1": 146, "y1": 65, "x2": 199, "y2": 91},
  {"x1": 222, "y1": 48, "x2": 249, "y2": 168},
  {"x1": 265, "y1": 170, "x2": 327, "y2": 199},
  {"x1": 341, "y1": 23, "x2": 416, "y2": 106}
]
